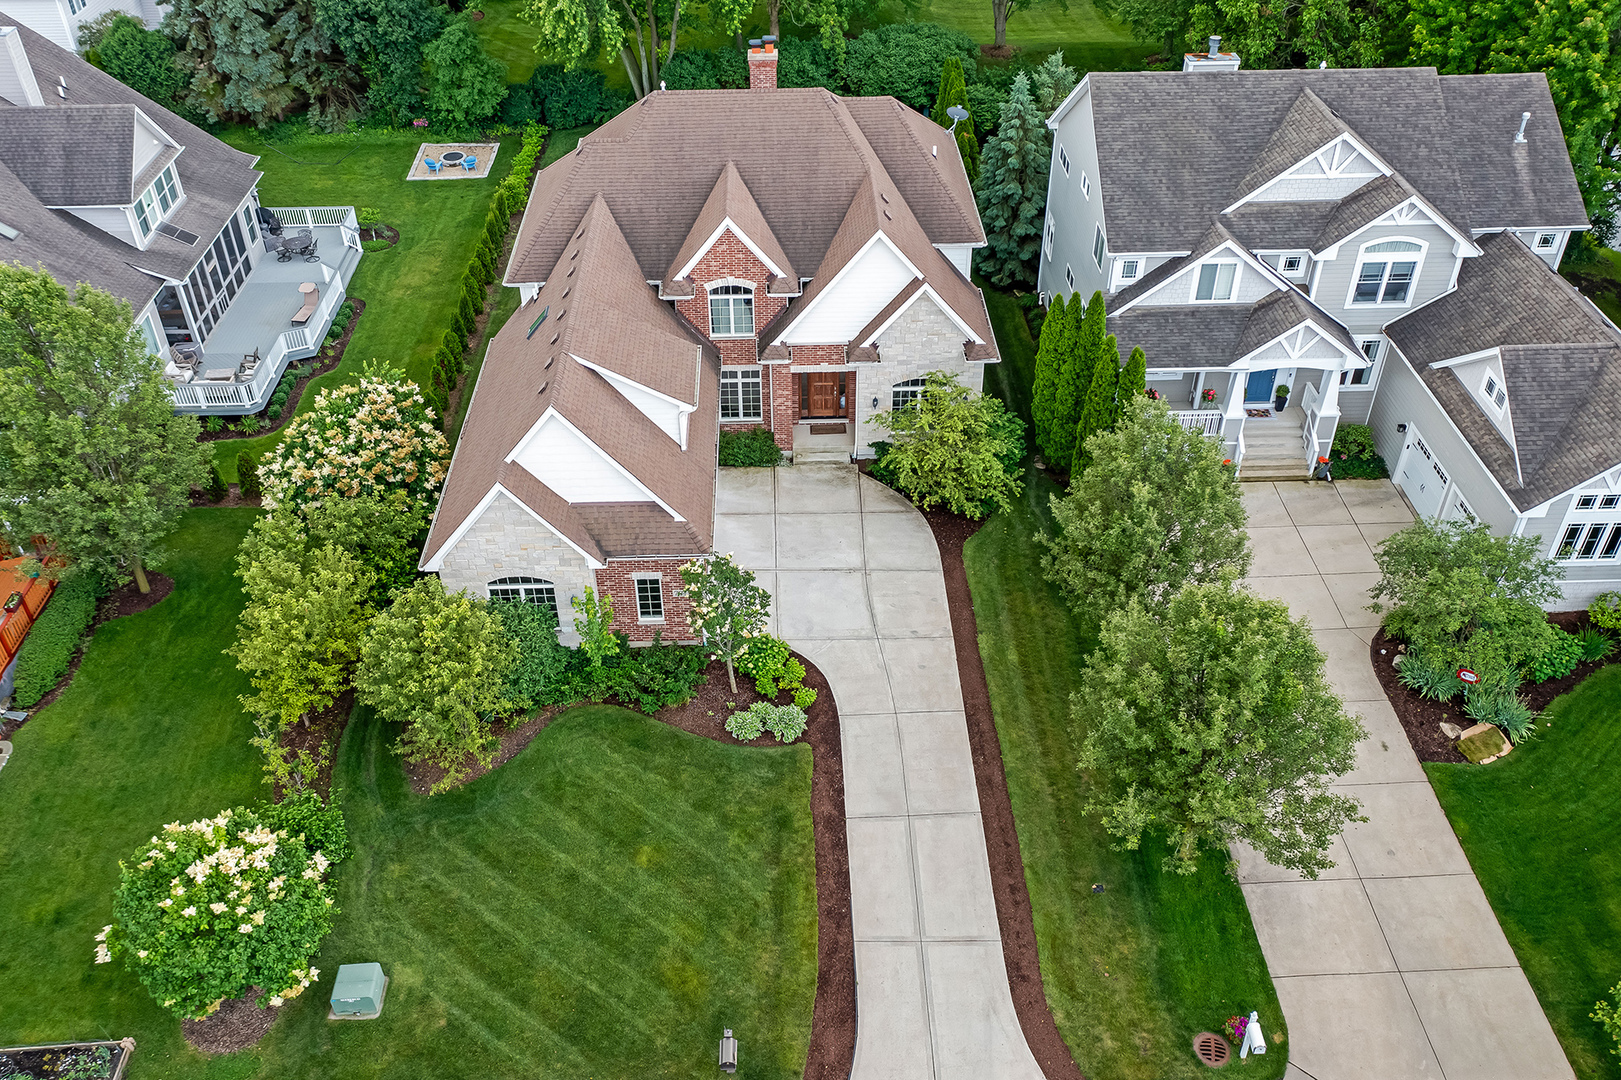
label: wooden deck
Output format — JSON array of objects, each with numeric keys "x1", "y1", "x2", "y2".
[{"x1": 1, "y1": 558, "x2": 55, "y2": 674}]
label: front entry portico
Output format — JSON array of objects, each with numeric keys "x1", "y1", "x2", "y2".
[{"x1": 799, "y1": 371, "x2": 850, "y2": 419}]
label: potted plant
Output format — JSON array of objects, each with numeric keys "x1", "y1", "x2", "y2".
[
  {"x1": 1273, "y1": 383, "x2": 1290, "y2": 411},
  {"x1": 1200, "y1": 387, "x2": 1219, "y2": 410}
]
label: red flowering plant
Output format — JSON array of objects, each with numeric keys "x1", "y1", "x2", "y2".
[
  {"x1": 1201, "y1": 387, "x2": 1219, "y2": 406},
  {"x1": 1224, "y1": 1014, "x2": 1249, "y2": 1045}
]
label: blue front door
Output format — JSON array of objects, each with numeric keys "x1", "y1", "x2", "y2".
[{"x1": 1245, "y1": 369, "x2": 1278, "y2": 403}]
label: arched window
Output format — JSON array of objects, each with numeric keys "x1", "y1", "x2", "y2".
[
  {"x1": 708, "y1": 283, "x2": 754, "y2": 337},
  {"x1": 1348, "y1": 238, "x2": 1425, "y2": 306},
  {"x1": 488, "y1": 576, "x2": 557, "y2": 617},
  {"x1": 892, "y1": 378, "x2": 926, "y2": 410}
]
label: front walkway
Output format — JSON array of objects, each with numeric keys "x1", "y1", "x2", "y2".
[
  {"x1": 1240, "y1": 479, "x2": 1573, "y2": 1080},
  {"x1": 715, "y1": 465, "x2": 1044, "y2": 1080}
]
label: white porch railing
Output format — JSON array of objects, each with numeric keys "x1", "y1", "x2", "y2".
[
  {"x1": 267, "y1": 206, "x2": 361, "y2": 254},
  {"x1": 171, "y1": 274, "x2": 342, "y2": 411},
  {"x1": 1172, "y1": 410, "x2": 1225, "y2": 437}
]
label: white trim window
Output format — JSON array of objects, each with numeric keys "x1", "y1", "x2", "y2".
[
  {"x1": 1192, "y1": 260, "x2": 1239, "y2": 301},
  {"x1": 133, "y1": 165, "x2": 183, "y2": 240},
  {"x1": 1065, "y1": 264, "x2": 1075, "y2": 290},
  {"x1": 1348, "y1": 238, "x2": 1424, "y2": 306},
  {"x1": 720, "y1": 366, "x2": 763, "y2": 421},
  {"x1": 635, "y1": 574, "x2": 666, "y2": 622},
  {"x1": 1114, "y1": 258, "x2": 1140, "y2": 289},
  {"x1": 1555, "y1": 493, "x2": 1621, "y2": 561},
  {"x1": 1092, "y1": 225, "x2": 1106, "y2": 269},
  {"x1": 1535, "y1": 232, "x2": 1558, "y2": 251},
  {"x1": 1280, "y1": 253, "x2": 1305, "y2": 275},
  {"x1": 1079, "y1": 170, "x2": 1091, "y2": 200},
  {"x1": 892, "y1": 377, "x2": 925, "y2": 409},
  {"x1": 1058, "y1": 145, "x2": 1071, "y2": 176},
  {"x1": 488, "y1": 576, "x2": 558, "y2": 618},
  {"x1": 243, "y1": 205, "x2": 258, "y2": 243},
  {"x1": 1482, "y1": 371, "x2": 1508, "y2": 412},
  {"x1": 708, "y1": 283, "x2": 754, "y2": 337},
  {"x1": 1044, "y1": 215, "x2": 1054, "y2": 260},
  {"x1": 1341, "y1": 337, "x2": 1383, "y2": 386}
]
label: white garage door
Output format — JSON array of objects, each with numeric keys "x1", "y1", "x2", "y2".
[{"x1": 1396, "y1": 429, "x2": 1448, "y2": 520}]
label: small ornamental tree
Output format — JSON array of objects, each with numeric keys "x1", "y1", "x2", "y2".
[
  {"x1": 1041, "y1": 396, "x2": 1250, "y2": 634},
  {"x1": 300, "y1": 493, "x2": 427, "y2": 604},
  {"x1": 356, "y1": 577, "x2": 518, "y2": 793},
  {"x1": 680, "y1": 553, "x2": 772, "y2": 693},
  {"x1": 1076, "y1": 583, "x2": 1366, "y2": 876},
  {"x1": 96, "y1": 798, "x2": 348, "y2": 1019},
  {"x1": 974, "y1": 71, "x2": 1049, "y2": 289},
  {"x1": 1030, "y1": 293, "x2": 1069, "y2": 462},
  {"x1": 259, "y1": 371, "x2": 449, "y2": 512},
  {"x1": 871, "y1": 370, "x2": 1026, "y2": 519}
]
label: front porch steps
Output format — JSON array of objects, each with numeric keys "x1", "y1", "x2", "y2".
[
  {"x1": 1238, "y1": 410, "x2": 1312, "y2": 481},
  {"x1": 792, "y1": 446, "x2": 853, "y2": 464},
  {"x1": 791, "y1": 423, "x2": 854, "y2": 465}
]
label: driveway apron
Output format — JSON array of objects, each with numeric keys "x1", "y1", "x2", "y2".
[
  {"x1": 1240, "y1": 479, "x2": 1573, "y2": 1080},
  {"x1": 716, "y1": 465, "x2": 1044, "y2": 1080}
]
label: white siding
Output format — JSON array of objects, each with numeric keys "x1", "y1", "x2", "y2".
[
  {"x1": 0, "y1": 0, "x2": 71, "y2": 50},
  {"x1": 780, "y1": 237, "x2": 916, "y2": 344},
  {"x1": 512, "y1": 416, "x2": 657, "y2": 504},
  {"x1": 933, "y1": 243, "x2": 974, "y2": 276},
  {"x1": 1038, "y1": 84, "x2": 1108, "y2": 304},
  {"x1": 132, "y1": 111, "x2": 169, "y2": 176},
  {"x1": 64, "y1": 204, "x2": 136, "y2": 245}
]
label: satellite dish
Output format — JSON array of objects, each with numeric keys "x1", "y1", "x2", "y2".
[{"x1": 945, "y1": 104, "x2": 970, "y2": 133}]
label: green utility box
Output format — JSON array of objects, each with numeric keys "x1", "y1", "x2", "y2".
[{"x1": 328, "y1": 963, "x2": 388, "y2": 1020}]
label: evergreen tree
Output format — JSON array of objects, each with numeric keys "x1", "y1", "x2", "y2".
[
  {"x1": 974, "y1": 72, "x2": 1050, "y2": 289},
  {"x1": 1051, "y1": 290, "x2": 1104, "y2": 469},
  {"x1": 1074, "y1": 335, "x2": 1120, "y2": 470},
  {"x1": 931, "y1": 56, "x2": 981, "y2": 183},
  {"x1": 1030, "y1": 49, "x2": 1078, "y2": 115},
  {"x1": 1115, "y1": 345, "x2": 1147, "y2": 426},
  {"x1": 1030, "y1": 293, "x2": 1068, "y2": 462},
  {"x1": 313, "y1": 0, "x2": 446, "y2": 123}
]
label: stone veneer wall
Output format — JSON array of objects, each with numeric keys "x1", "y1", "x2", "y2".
[
  {"x1": 853, "y1": 293, "x2": 987, "y2": 456},
  {"x1": 435, "y1": 491, "x2": 598, "y2": 622}
]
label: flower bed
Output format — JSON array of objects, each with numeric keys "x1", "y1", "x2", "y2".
[{"x1": 0, "y1": 1038, "x2": 134, "y2": 1079}]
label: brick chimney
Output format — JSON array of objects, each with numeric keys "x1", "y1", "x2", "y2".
[{"x1": 748, "y1": 36, "x2": 778, "y2": 91}]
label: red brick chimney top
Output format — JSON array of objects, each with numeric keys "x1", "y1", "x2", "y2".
[{"x1": 748, "y1": 36, "x2": 778, "y2": 91}]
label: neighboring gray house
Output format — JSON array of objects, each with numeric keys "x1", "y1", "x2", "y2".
[
  {"x1": 0, "y1": 0, "x2": 159, "y2": 52},
  {"x1": 0, "y1": 22, "x2": 360, "y2": 414},
  {"x1": 1040, "y1": 50, "x2": 1621, "y2": 605}
]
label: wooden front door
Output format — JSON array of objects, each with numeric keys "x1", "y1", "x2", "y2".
[{"x1": 799, "y1": 372, "x2": 848, "y2": 419}]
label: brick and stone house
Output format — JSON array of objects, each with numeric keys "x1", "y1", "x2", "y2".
[{"x1": 420, "y1": 41, "x2": 999, "y2": 639}]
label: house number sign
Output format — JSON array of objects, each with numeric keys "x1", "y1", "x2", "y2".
[{"x1": 1456, "y1": 668, "x2": 1480, "y2": 684}]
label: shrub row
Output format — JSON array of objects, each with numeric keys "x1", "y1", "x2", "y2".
[
  {"x1": 11, "y1": 571, "x2": 104, "y2": 707},
  {"x1": 718, "y1": 428, "x2": 783, "y2": 467},
  {"x1": 500, "y1": 67, "x2": 627, "y2": 131},
  {"x1": 1329, "y1": 423, "x2": 1389, "y2": 480}
]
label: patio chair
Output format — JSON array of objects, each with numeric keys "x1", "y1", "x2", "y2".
[
  {"x1": 239, "y1": 349, "x2": 261, "y2": 376},
  {"x1": 302, "y1": 238, "x2": 320, "y2": 263},
  {"x1": 291, "y1": 285, "x2": 320, "y2": 326},
  {"x1": 271, "y1": 235, "x2": 294, "y2": 262},
  {"x1": 170, "y1": 343, "x2": 202, "y2": 369},
  {"x1": 462, "y1": 155, "x2": 477, "y2": 171},
  {"x1": 424, "y1": 157, "x2": 441, "y2": 173}
]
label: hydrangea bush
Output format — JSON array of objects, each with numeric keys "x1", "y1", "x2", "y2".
[
  {"x1": 260, "y1": 374, "x2": 449, "y2": 512},
  {"x1": 96, "y1": 802, "x2": 345, "y2": 1019}
]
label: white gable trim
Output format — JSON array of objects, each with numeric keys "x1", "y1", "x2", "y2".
[
  {"x1": 674, "y1": 217, "x2": 786, "y2": 280},
  {"x1": 572, "y1": 353, "x2": 699, "y2": 449},
  {"x1": 505, "y1": 407, "x2": 685, "y2": 521},
  {"x1": 1317, "y1": 195, "x2": 1480, "y2": 260},
  {"x1": 857, "y1": 283, "x2": 983, "y2": 346},
  {"x1": 1428, "y1": 346, "x2": 1501, "y2": 371},
  {"x1": 1114, "y1": 239, "x2": 1289, "y2": 315},
  {"x1": 421, "y1": 485, "x2": 607, "y2": 572},
  {"x1": 573, "y1": 354, "x2": 699, "y2": 410},
  {"x1": 1387, "y1": 341, "x2": 1524, "y2": 512},
  {"x1": 769, "y1": 231, "x2": 924, "y2": 345},
  {"x1": 1046, "y1": 73, "x2": 1092, "y2": 128},
  {"x1": 1223, "y1": 132, "x2": 1392, "y2": 214},
  {"x1": 1233, "y1": 318, "x2": 1364, "y2": 370}
]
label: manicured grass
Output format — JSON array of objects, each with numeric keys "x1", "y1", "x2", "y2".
[
  {"x1": 0, "y1": 510, "x2": 265, "y2": 1071},
  {"x1": 1427, "y1": 665, "x2": 1621, "y2": 1080},
  {"x1": 867, "y1": 0, "x2": 1151, "y2": 68},
  {"x1": 962, "y1": 469, "x2": 1287, "y2": 1080},
  {"x1": 977, "y1": 276, "x2": 1037, "y2": 428},
  {"x1": 209, "y1": 129, "x2": 514, "y2": 481},
  {"x1": 472, "y1": 0, "x2": 545, "y2": 83}
]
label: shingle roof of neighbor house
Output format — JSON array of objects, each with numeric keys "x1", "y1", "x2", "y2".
[
  {"x1": 0, "y1": 23, "x2": 261, "y2": 311},
  {"x1": 423, "y1": 195, "x2": 718, "y2": 567},
  {"x1": 1086, "y1": 68, "x2": 1588, "y2": 254},
  {"x1": 1388, "y1": 231, "x2": 1621, "y2": 509}
]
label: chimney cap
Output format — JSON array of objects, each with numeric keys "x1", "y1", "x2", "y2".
[
  {"x1": 1208, "y1": 34, "x2": 1221, "y2": 55},
  {"x1": 762, "y1": 34, "x2": 777, "y2": 43},
  {"x1": 749, "y1": 37, "x2": 762, "y2": 46}
]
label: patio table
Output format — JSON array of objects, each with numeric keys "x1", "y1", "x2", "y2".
[
  {"x1": 440, "y1": 151, "x2": 465, "y2": 165},
  {"x1": 202, "y1": 366, "x2": 237, "y2": 382}
]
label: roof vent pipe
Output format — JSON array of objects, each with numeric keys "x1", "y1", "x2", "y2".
[
  {"x1": 1208, "y1": 35, "x2": 1221, "y2": 55},
  {"x1": 1515, "y1": 112, "x2": 1531, "y2": 143}
]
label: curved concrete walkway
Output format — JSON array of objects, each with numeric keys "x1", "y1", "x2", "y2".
[
  {"x1": 1239, "y1": 480, "x2": 1573, "y2": 1080},
  {"x1": 715, "y1": 465, "x2": 1044, "y2": 1080}
]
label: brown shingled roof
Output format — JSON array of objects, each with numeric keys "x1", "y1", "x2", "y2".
[{"x1": 664, "y1": 160, "x2": 799, "y2": 287}]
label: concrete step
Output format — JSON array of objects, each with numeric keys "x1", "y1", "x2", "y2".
[
  {"x1": 792, "y1": 447, "x2": 852, "y2": 465},
  {"x1": 1239, "y1": 462, "x2": 1312, "y2": 481}
]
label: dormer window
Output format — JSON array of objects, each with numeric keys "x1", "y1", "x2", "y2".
[
  {"x1": 1482, "y1": 372, "x2": 1507, "y2": 412},
  {"x1": 1281, "y1": 254, "x2": 1303, "y2": 274},
  {"x1": 1349, "y1": 239, "x2": 1423, "y2": 306},
  {"x1": 708, "y1": 283, "x2": 754, "y2": 337},
  {"x1": 1119, "y1": 258, "x2": 1139, "y2": 282},
  {"x1": 1194, "y1": 260, "x2": 1237, "y2": 301},
  {"x1": 133, "y1": 165, "x2": 182, "y2": 240},
  {"x1": 1536, "y1": 232, "x2": 1558, "y2": 250}
]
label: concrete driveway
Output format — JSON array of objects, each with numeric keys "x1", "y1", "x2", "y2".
[
  {"x1": 1240, "y1": 479, "x2": 1573, "y2": 1080},
  {"x1": 715, "y1": 464, "x2": 1043, "y2": 1080}
]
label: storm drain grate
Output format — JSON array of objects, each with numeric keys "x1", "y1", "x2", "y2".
[{"x1": 1193, "y1": 1032, "x2": 1230, "y2": 1068}]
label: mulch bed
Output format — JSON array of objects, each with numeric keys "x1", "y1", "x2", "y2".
[
  {"x1": 196, "y1": 297, "x2": 366, "y2": 445},
  {"x1": 189, "y1": 483, "x2": 263, "y2": 509},
  {"x1": 399, "y1": 655, "x2": 857, "y2": 1080},
  {"x1": 181, "y1": 988, "x2": 282, "y2": 1054},
  {"x1": 920, "y1": 507, "x2": 1088, "y2": 1080},
  {"x1": 358, "y1": 224, "x2": 400, "y2": 246},
  {"x1": 1371, "y1": 610, "x2": 1619, "y2": 765},
  {"x1": 980, "y1": 43, "x2": 1016, "y2": 59},
  {"x1": 275, "y1": 690, "x2": 355, "y2": 800}
]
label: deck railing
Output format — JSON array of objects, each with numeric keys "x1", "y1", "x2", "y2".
[
  {"x1": 0, "y1": 573, "x2": 55, "y2": 669},
  {"x1": 1172, "y1": 410, "x2": 1226, "y2": 437},
  {"x1": 267, "y1": 206, "x2": 361, "y2": 254}
]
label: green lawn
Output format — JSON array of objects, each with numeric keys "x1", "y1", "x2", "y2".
[
  {"x1": 1428, "y1": 665, "x2": 1621, "y2": 1080},
  {"x1": 471, "y1": 0, "x2": 545, "y2": 84},
  {"x1": 868, "y1": 0, "x2": 1151, "y2": 69},
  {"x1": 209, "y1": 129, "x2": 514, "y2": 481},
  {"x1": 0, "y1": 509, "x2": 265, "y2": 1072}
]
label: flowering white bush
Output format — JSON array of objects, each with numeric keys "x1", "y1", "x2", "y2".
[
  {"x1": 97, "y1": 803, "x2": 344, "y2": 1019},
  {"x1": 260, "y1": 374, "x2": 449, "y2": 512}
]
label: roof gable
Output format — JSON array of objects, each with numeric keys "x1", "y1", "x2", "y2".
[{"x1": 665, "y1": 160, "x2": 798, "y2": 287}]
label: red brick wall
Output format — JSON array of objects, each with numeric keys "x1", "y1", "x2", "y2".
[
  {"x1": 595, "y1": 558, "x2": 697, "y2": 643},
  {"x1": 673, "y1": 233, "x2": 786, "y2": 365}
]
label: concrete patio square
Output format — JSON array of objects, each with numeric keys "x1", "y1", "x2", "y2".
[
  {"x1": 1273, "y1": 972, "x2": 1443, "y2": 1080},
  {"x1": 859, "y1": 474, "x2": 917, "y2": 512},
  {"x1": 1337, "y1": 782, "x2": 1475, "y2": 879},
  {"x1": 1241, "y1": 482, "x2": 1294, "y2": 527},
  {"x1": 847, "y1": 817, "x2": 920, "y2": 939},
  {"x1": 1241, "y1": 879, "x2": 1395, "y2": 976},
  {"x1": 1322, "y1": 571, "x2": 1383, "y2": 627},
  {"x1": 712, "y1": 512, "x2": 775, "y2": 568},
  {"x1": 1313, "y1": 628, "x2": 1386, "y2": 700},
  {"x1": 776, "y1": 513, "x2": 864, "y2": 568},
  {"x1": 776, "y1": 570, "x2": 872, "y2": 639},
  {"x1": 714, "y1": 466, "x2": 775, "y2": 514},
  {"x1": 1299, "y1": 524, "x2": 1383, "y2": 575},
  {"x1": 896, "y1": 711, "x2": 980, "y2": 815},
  {"x1": 1276, "y1": 482, "x2": 1356, "y2": 525},
  {"x1": 1248, "y1": 525, "x2": 1319, "y2": 576},
  {"x1": 1336, "y1": 479, "x2": 1415, "y2": 524},
  {"x1": 1405, "y1": 967, "x2": 1574, "y2": 1080},
  {"x1": 868, "y1": 571, "x2": 952, "y2": 638},
  {"x1": 1362, "y1": 874, "x2": 1521, "y2": 971},
  {"x1": 1244, "y1": 574, "x2": 1345, "y2": 629},
  {"x1": 850, "y1": 943, "x2": 935, "y2": 1080},
  {"x1": 863, "y1": 512, "x2": 944, "y2": 569},
  {"x1": 912, "y1": 814, "x2": 1000, "y2": 940},
  {"x1": 840, "y1": 712, "x2": 909, "y2": 817},
  {"x1": 776, "y1": 463, "x2": 861, "y2": 513},
  {"x1": 880, "y1": 638, "x2": 965, "y2": 713}
]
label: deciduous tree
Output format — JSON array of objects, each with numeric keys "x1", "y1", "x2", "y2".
[
  {"x1": 0, "y1": 265, "x2": 208, "y2": 593},
  {"x1": 521, "y1": 0, "x2": 750, "y2": 100},
  {"x1": 313, "y1": 0, "x2": 446, "y2": 122},
  {"x1": 1040, "y1": 395, "x2": 1250, "y2": 633},
  {"x1": 872, "y1": 370, "x2": 1025, "y2": 518},
  {"x1": 680, "y1": 553, "x2": 772, "y2": 693},
  {"x1": 990, "y1": 0, "x2": 1067, "y2": 49},
  {"x1": 1075, "y1": 582, "x2": 1365, "y2": 876},
  {"x1": 974, "y1": 72, "x2": 1049, "y2": 289},
  {"x1": 94, "y1": 15, "x2": 188, "y2": 112},
  {"x1": 424, "y1": 15, "x2": 508, "y2": 132}
]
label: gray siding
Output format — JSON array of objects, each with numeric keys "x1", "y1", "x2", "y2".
[
  {"x1": 1338, "y1": 386, "x2": 1375, "y2": 424},
  {"x1": 1039, "y1": 88, "x2": 1109, "y2": 305},
  {"x1": 1311, "y1": 220, "x2": 1461, "y2": 337},
  {"x1": 1519, "y1": 490, "x2": 1621, "y2": 608}
]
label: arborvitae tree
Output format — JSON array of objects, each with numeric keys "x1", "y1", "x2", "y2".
[
  {"x1": 1115, "y1": 345, "x2": 1147, "y2": 426},
  {"x1": 1074, "y1": 334, "x2": 1121, "y2": 470},
  {"x1": 1031, "y1": 294, "x2": 1068, "y2": 461},
  {"x1": 206, "y1": 461, "x2": 228, "y2": 502},
  {"x1": 974, "y1": 72, "x2": 1050, "y2": 289},
  {"x1": 931, "y1": 56, "x2": 981, "y2": 183},
  {"x1": 237, "y1": 452, "x2": 263, "y2": 499},
  {"x1": 1052, "y1": 290, "x2": 1104, "y2": 470}
]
